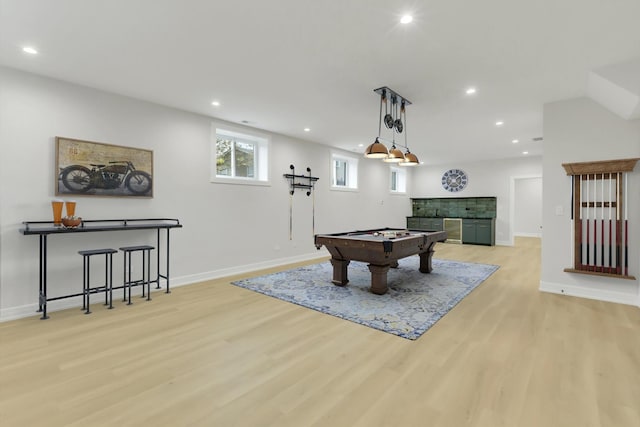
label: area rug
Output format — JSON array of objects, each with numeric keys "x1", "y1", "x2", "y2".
[{"x1": 230, "y1": 257, "x2": 499, "y2": 340}]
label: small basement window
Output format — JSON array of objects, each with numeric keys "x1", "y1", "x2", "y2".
[
  {"x1": 390, "y1": 166, "x2": 407, "y2": 193},
  {"x1": 331, "y1": 153, "x2": 358, "y2": 190},
  {"x1": 212, "y1": 126, "x2": 270, "y2": 185}
]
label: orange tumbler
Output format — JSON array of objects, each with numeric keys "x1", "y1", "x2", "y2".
[
  {"x1": 51, "y1": 199, "x2": 64, "y2": 226},
  {"x1": 65, "y1": 200, "x2": 76, "y2": 217}
]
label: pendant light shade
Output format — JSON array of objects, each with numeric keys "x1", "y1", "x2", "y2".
[
  {"x1": 364, "y1": 137, "x2": 389, "y2": 158},
  {"x1": 383, "y1": 145, "x2": 405, "y2": 163},
  {"x1": 399, "y1": 150, "x2": 419, "y2": 166}
]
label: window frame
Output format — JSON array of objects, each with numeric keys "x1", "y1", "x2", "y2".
[
  {"x1": 389, "y1": 166, "x2": 407, "y2": 194},
  {"x1": 211, "y1": 124, "x2": 271, "y2": 186},
  {"x1": 330, "y1": 152, "x2": 359, "y2": 191}
]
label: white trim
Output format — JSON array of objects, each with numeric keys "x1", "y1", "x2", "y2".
[
  {"x1": 539, "y1": 280, "x2": 638, "y2": 307},
  {"x1": 495, "y1": 239, "x2": 514, "y2": 247},
  {"x1": 0, "y1": 251, "x2": 328, "y2": 322},
  {"x1": 170, "y1": 251, "x2": 327, "y2": 287},
  {"x1": 514, "y1": 232, "x2": 542, "y2": 238}
]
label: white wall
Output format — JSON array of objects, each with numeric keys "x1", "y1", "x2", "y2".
[
  {"x1": 0, "y1": 67, "x2": 412, "y2": 320},
  {"x1": 410, "y1": 157, "x2": 543, "y2": 245},
  {"x1": 513, "y1": 177, "x2": 542, "y2": 237},
  {"x1": 541, "y1": 97, "x2": 640, "y2": 306}
]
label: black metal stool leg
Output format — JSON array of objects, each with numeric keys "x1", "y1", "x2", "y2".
[
  {"x1": 122, "y1": 251, "x2": 127, "y2": 302},
  {"x1": 85, "y1": 257, "x2": 91, "y2": 314},
  {"x1": 141, "y1": 249, "x2": 146, "y2": 299},
  {"x1": 127, "y1": 251, "x2": 132, "y2": 305},
  {"x1": 108, "y1": 253, "x2": 114, "y2": 309},
  {"x1": 146, "y1": 249, "x2": 151, "y2": 301},
  {"x1": 82, "y1": 255, "x2": 87, "y2": 311},
  {"x1": 104, "y1": 254, "x2": 108, "y2": 306}
]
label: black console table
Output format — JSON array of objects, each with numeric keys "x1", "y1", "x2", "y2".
[{"x1": 20, "y1": 218, "x2": 182, "y2": 319}]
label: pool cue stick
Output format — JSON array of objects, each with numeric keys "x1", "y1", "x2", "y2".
[
  {"x1": 600, "y1": 173, "x2": 604, "y2": 271},
  {"x1": 587, "y1": 174, "x2": 597, "y2": 270},
  {"x1": 608, "y1": 173, "x2": 612, "y2": 273},
  {"x1": 312, "y1": 184, "x2": 315, "y2": 237},
  {"x1": 577, "y1": 176, "x2": 583, "y2": 269},
  {"x1": 289, "y1": 164, "x2": 295, "y2": 240},
  {"x1": 593, "y1": 175, "x2": 597, "y2": 270},
  {"x1": 616, "y1": 172, "x2": 621, "y2": 274},
  {"x1": 307, "y1": 167, "x2": 315, "y2": 237},
  {"x1": 592, "y1": 175, "x2": 597, "y2": 271},
  {"x1": 570, "y1": 175, "x2": 574, "y2": 220},
  {"x1": 586, "y1": 174, "x2": 590, "y2": 270},
  {"x1": 624, "y1": 172, "x2": 628, "y2": 276},
  {"x1": 571, "y1": 175, "x2": 577, "y2": 264}
]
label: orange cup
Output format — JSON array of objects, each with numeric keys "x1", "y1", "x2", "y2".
[
  {"x1": 65, "y1": 200, "x2": 76, "y2": 217},
  {"x1": 51, "y1": 199, "x2": 64, "y2": 226}
]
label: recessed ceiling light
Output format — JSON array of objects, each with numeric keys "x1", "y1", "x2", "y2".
[
  {"x1": 22, "y1": 46, "x2": 38, "y2": 55},
  {"x1": 304, "y1": 128, "x2": 310, "y2": 132},
  {"x1": 400, "y1": 15, "x2": 413, "y2": 24},
  {"x1": 211, "y1": 101, "x2": 220, "y2": 107},
  {"x1": 523, "y1": 151, "x2": 529, "y2": 155},
  {"x1": 465, "y1": 87, "x2": 477, "y2": 95},
  {"x1": 512, "y1": 139, "x2": 519, "y2": 143},
  {"x1": 495, "y1": 121, "x2": 504, "y2": 126},
  {"x1": 358, "y1": 143, "x2": 364, "y2": 147}
]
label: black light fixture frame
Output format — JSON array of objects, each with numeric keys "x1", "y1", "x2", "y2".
[
  {"x1": 373, "y1": 87, "x2": 412, "y2": 107},
  {"x1": 373, "y1": 87, "x2": 412, "y2": 151}
]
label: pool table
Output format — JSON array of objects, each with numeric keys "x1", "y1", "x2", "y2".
[{"x1": 314, "y1": 228, "x2": 448, "y2": 295}]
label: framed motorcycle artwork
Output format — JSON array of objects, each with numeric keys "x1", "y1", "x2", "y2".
[{"x1": 55, "y1": 137, "x2": 153, "y2": 197}]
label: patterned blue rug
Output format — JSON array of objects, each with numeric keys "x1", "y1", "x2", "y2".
[{"x1": 231, "y1": 257, "x2": 499, "y2": 340}]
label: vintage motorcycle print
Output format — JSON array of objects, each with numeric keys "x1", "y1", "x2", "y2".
[{"x1": 60, "y1": 160, "x2": 152, "y2": 196}]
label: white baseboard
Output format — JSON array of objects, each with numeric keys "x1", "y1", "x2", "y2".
[
  {"x1": 170, "y1": 251, "x2": 327, "y2": 287},
  {"x1": 539, "y1": 280, "x2": 639, "y2": 307},
  {"x1": 514, "y1": 232, "x2": 542, "y2": 238},
  {"x1": 0, "y1": 251, "x2": 328, "y2": 323}
]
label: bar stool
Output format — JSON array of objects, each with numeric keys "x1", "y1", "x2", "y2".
[
  {"x1": 78, "y1": 248, "x2": 117, "y2": 314},
  {"x1": 119, "y1": 245, "x2": 155, "y2": 305}
]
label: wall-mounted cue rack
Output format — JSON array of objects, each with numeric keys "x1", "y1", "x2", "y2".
[
  {"x1": 562, "y1": 158, "x2": 639, "y2": 280},
  {"x1": 283, "y1": 165, "x2": 319, "y2": 240}
]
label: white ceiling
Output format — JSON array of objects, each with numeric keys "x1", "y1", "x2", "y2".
[{"x1": 2, "y1": 0, "x2": 640, "y2": 165}]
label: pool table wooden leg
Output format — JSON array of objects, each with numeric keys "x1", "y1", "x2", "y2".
[
  {"x1": 419, "y1": 244, "x2": 437, "y2": 273},
  {"x1": 368, "y1": 264, "x2": 390, "y2": 295},
  {"x1": 330, "y1": 258, "x2": 350, "y2": 286}
]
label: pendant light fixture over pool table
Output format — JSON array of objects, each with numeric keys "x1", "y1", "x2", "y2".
[{"x1": 364, "y1": 86, "x2": 420, "y2": 166}]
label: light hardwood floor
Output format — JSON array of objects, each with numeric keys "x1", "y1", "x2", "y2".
[{"x1": 1, "y1": 237, "x2": 639, "y2": 427}]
